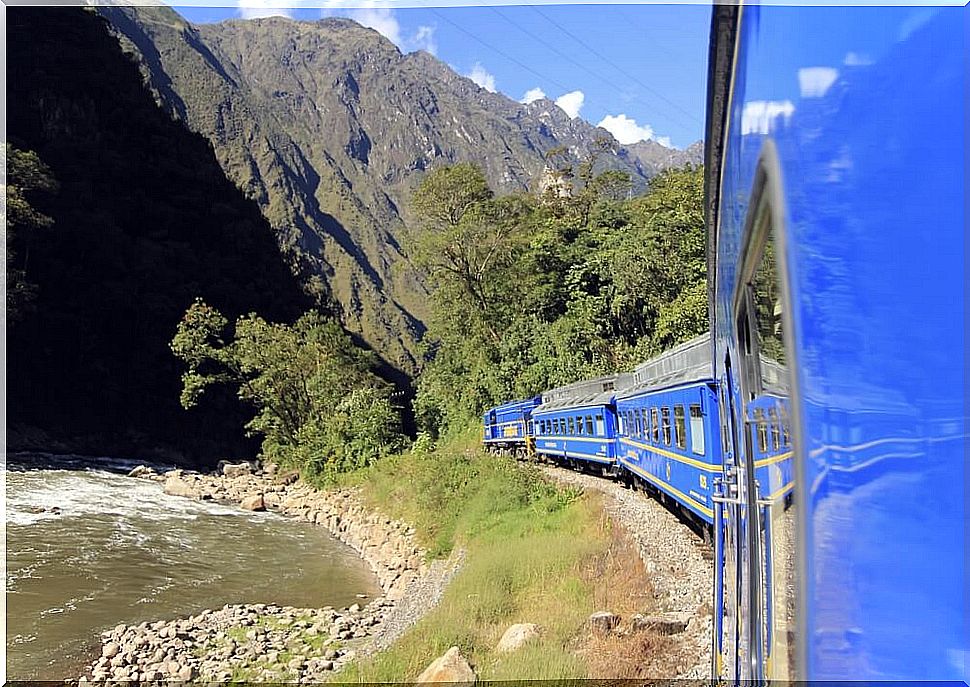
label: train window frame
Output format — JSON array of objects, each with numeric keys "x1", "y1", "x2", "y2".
[
  {"x1": 652, "y1": 408, "x2": 660, "y2": 443},
  {"x1": 595, "y1": 413, "x2": 605, "y2": 436},
  {"x1": 568, "y1": 417, "x2": 575, "y2": 435},
  {"x1": 728, "y1": 139, "x2": 804, "y2": 681},
  {"x1": 661, "y1": 407, "x2": 672, "y2": 445},
  {"x1": 674, "y1": 404, "x2": 687, "y2": 450},
  {"x1": 586, "y1": 415, "x2": 594, "y2": 435},
  {"x1": 755, "y1": 408, "x2": 768, "y2": 454},
  {"x1": 769, "y1": 408, "x2": 781, "y2": 451},
  {"x1": 643, "y1": 408, "x2": 651, "y2": 438},
  {"x1": 689, "y1": 403, "x2": 706, "y2": 456}
]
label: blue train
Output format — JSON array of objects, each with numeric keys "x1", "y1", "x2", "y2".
[{"x1": 485, "y1": 3, "x2": 964, "y2": 683}]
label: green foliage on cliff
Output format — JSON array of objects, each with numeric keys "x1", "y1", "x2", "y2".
[
  {"x1": 172, "y1": 300, "x2": 405, "y2": 481},
  {"x1": 410, "y1": 162, "x2": 707, "y2": 436}
]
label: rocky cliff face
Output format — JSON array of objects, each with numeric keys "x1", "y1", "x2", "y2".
[{"x1": 101, "y1": 7, "x2": 702, "y2": 374}]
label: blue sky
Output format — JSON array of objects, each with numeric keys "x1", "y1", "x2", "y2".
[{"x1": 173, "y1": 3, "x2": 710, "y2": 149}]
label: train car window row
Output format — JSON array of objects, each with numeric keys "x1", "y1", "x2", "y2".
[{"x1": 538, "y1": 412, "x2": 609, "y2": 437}]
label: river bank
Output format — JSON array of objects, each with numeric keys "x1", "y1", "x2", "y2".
[{"x1": 79, "y1": 461, "x2": 452, "y2": 683}]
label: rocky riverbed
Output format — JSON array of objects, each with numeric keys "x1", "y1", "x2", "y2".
[{"x1": 79, "y1": 462, "x2": 453, "y2": 683}]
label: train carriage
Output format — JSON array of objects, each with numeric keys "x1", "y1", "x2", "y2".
[
  {"x1": 482, "y1": 396, "x2": 541, "y2": 454},
  {"x1": 531, "y1": 374, "x2": 629, "y2": 474},
  {"x1": 614, "y1": 333, "x2": 722, "y2": 529},
  {"x1": 706, "y1": 3, "x2": 964, "y2": 682}
]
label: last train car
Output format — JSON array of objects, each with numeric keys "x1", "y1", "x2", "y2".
[
  {"x1": 705, "y1": 3, "x2": 965, "y2": 683},
  {"x1": 482, "y1": 396, "x2": 541, "y2": 453}
]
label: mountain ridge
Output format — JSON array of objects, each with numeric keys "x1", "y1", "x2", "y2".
[{"x1": 101, "y1": 7, "x2": 703, "y2": 375}]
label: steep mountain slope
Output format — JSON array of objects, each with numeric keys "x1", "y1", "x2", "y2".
[
  {"x1": 101, "y1": 7, "x2": 702, "y2": 374},
  {"x1": 7, "y1": 7, "x2": 312, "y2": 463}
]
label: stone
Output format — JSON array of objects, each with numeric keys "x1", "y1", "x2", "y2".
[
  {"x1": 495, "y1": 623, "x2": 541, "y2": 653},
  {"x1": 630, "y1": 611, "x2": 691, "y2": 636},
  {"x1": 415, "y1": 646, "x2": 476, "y2": 684},
  {"x1": 127, "y1": 465, "x2": 153, "y2": 478},
  {"x1": 178, "y1": 664, "x2": 195, "y2": 681},
  {"x1": 102, "y1": 642, "x2": 121, "y2": 659},
  {"x1": 241, "y1": 494, "x2": 266, "y2": 511},
  {"x1": 588, "y1": 611, "x2": 620, "y2": 636},
  {"x1": 163, "y1": 474, "x2": 198, "y2": 498},
  {"x1": 222, "y1": 461, "x2": 253, "y2": 478}
]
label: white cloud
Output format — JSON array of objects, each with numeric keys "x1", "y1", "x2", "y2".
[
  {"x1": 467, "y1": 63, "x2": 496, "y2": 92},
  {"x1": 238, "y1": 0, "x2": 293, "y2": 19},
  {"x1": 741, "y1": 100, "x2": 795, "y2": 136},
  {"x1": 798, "y1": 67, "x2": 838, "y2": 98},
  {"x1": 597, "y1": 113, "x2": 655, "y2": 145},
  {"x1": 349, "y1": 5, "x2": 402, "y2": 46},
  {"x1": 412, "y1": 25, "x2": 437, "y2": 55},
  {"x1": 655, "y1": 135, "x2": 672, "y2": 148},
  {"x1": 521, "y1": 87, "x2": 546, "y2": 104},
  {"x1": 320, "y1": 3, "x2": 436, "y2": 54},
  {"x1": 555, "y1": 90, "x2": 584, "y2": 119}
]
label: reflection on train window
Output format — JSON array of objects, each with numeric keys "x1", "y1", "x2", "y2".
[
  {"x1": 674, "y1": 405, "x2": 686, "y2": 449},
  {"x1": 643, "y1": 408, "x2": 651, "y2": 438},
  {"x1": 569, "y1": 417, "x2": 576, "y2": 435},
  {"x1": 661, "y1": 407, "x2": 672, "y2": 445},
  {"x1": 586, "y1": 415, "x2": 594, "y2": 435},
  {"x1": 652, "y1": 408, "x2": 660, "y2": 443},
  {"x1": 753, "y1": 232, "x2": 785, "y2": 365},
  {"x1": 595, "y1": 414, "x2": 605, "y2": 436},
  {"x1": 689, "y1": 404, "x2": 705, "y2": 455}
]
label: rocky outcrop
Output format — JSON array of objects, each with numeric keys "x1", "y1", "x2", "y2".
[
  {"x1": 588, "y1": 611, "x2": 621, "y2": 636},
  {"x1": 415, "y1": 646, "x2": 476, "y2": 684}
]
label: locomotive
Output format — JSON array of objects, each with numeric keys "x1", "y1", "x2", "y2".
[{"x1": 484, "y1": 3, "x2": 964, "y2": 682}]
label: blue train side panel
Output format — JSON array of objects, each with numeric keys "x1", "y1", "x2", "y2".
[
  {"x1": 616, "y1": 381, "x2": 721, "y2": 523},
  {"x1": 532, "y1": 402, "x2": 618, "y2": 466},
  {"x1": 708, "y1": 5, "x2": 965, "y2": 681},
  {"x1": 482, "y1": 396, "x2": 541, "y2": 449}
]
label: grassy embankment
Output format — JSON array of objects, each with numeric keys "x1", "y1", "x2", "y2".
[{"x1": 332, "y1": 427, "x2": 670, "y2": 681}]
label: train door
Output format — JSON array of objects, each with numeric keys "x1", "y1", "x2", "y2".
[
  {"x1": 713, "y1": 356, "x2": 745, "y2": 682},
  {"x1": 733, "y1": 145, "x2": 798, "y2": 682}
]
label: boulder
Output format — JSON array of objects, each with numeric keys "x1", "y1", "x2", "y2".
[
  {"x1": 415, "y1": 646, "x2": 475, "y2": 684},
  {"x1": 222, "y1": 461, "x2": 253, "y2": 478},
  {"x1": 163, "y1": 475, "x2": 198, "y2": 499},
  {"x1": 630, "y1": 611, "x2": 691, "y2": 636},
  {"x1": 127, "y1": 465, "x2": 153, "y2": 478},
  {"x1": 495, "y1": 623, "x2": 541, "y2": 653},
  {"x1": 588, "y1": 611, "x2": 620, "y2": 636},
  {"x1": 240, "y1": 494, "x2": 266, "y2": 511},
  {"x1": 102, "y1": 642, "x2": 121, "y2": 659}
]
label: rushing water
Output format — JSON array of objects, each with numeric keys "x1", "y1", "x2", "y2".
[{"x1": 6, "y1": 455, "x2": 381, "y2": 681}]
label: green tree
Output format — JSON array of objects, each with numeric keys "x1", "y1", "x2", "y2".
[
  {"x1": 171, "y1": 300, "x2": 404, "y2": 481},
  {"x1": 5, "y1": 145, "x2": 58, "y2": 323}
]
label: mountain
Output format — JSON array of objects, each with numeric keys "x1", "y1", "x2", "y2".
[
  {"x1": 7, "y1": 7, "x2": 313, "y2": 463},
  {"x1": 100, "y1": 7, "x2": 703, "y2": 375}
]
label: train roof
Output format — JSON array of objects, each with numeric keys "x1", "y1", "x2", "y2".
[
  {"x1": 485, "y1": 395, "x2": 541, "y2": 415},
  {"x1": 534, "y1": 373, "x2": 634, "y2": 414},
  {"x1": 617, "y1": 332, "x2": 714, "y2": 398}
]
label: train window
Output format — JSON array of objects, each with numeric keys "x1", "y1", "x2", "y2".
[
  {"x1": 568, "y1": 417, "x2": 576, "y2": 435},
  {"x1": 555, "y1": 418, "x2": 562, "y2": 435},
  {"x1": 661, "y1": 407, "x2": 671, "y2": 445},
  {"x1": 643, "y1": 408, "x2": 651, "y2": 438},
  {"x1": 638, "y1": 409, "x2": 646, "y2": 437},
  {"x1": 769, "y1": 408, "x2": 781, "y2": 451},
  {"x1": 674, "y1": 405, "x2": 686, "y2": 449},
  {"x1": 651, "y1": 408, "x2": 660, "y2": 443},
  {"x1": 755, "y1": 409, "x2": 768, "y2": 453},
  {"x1": 689, "y1": 404, "x2": 705, "y2": 455},
  {"x1": 595, "y1": 414, "x2": 605, "y2": 436},
  {"x1": 585, "y1": 415, "x2": 594, "y2": 435}
]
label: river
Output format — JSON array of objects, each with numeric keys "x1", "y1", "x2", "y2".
[{"x1": 6, "y1": 454, "x2": 381, "y2": 681}]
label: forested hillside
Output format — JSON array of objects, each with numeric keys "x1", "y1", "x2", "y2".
[
  {"x1": 408, "y1": 160, "x2": 707, "y2": 435},
  {"x1": 6, "y1": 8, "x2": 313, "y2": 462},
  {"x1": 99, "y1": 7, "x2": 703, "y2": 375}
]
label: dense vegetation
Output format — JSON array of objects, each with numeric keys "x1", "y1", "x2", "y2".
[
  {"x1": 409, "y1": 156, "x2": 707, "y2": 436},
  {"x1": 7, "y1": 8, "x2": 312, "y2": 462},
  {"x1": 171, "y1": 300, "x2": 405, "y2": 483}
]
